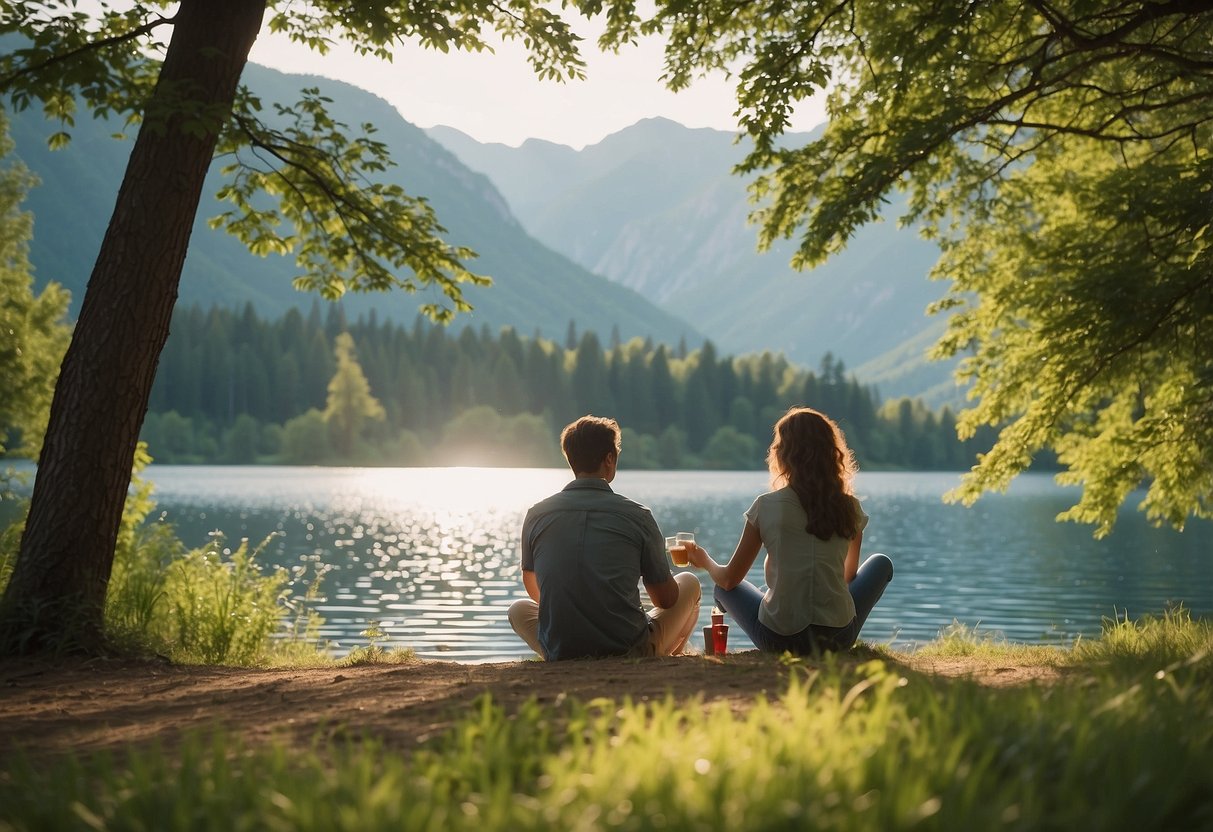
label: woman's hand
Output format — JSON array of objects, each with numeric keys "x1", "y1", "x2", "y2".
[
  {"x1": 685, "y1": 525, "x2": 761, "y2": 590},
  {"x1": 685, "y1": 542, "x2": 710, "y2": 569}
]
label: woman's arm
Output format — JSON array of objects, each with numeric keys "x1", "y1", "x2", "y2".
[
  {"x1": 844, "y1": 531, "x2": 862, "y2": 584},
  {"x1": 687, "y1": 521, "x2": 763, "y2": 590}
]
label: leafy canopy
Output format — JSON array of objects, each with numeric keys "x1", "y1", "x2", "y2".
[
  {"x1": 593, "y1": 0, "x2": 1213, "y2": 535},
  {"x1": 0, "y1": 0, "x2": 595, "y2": 321}
]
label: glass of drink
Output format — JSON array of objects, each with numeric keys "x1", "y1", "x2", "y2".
[
  {"x1": 712, "y1": 623, "x2": 729, "y2": 655},
  {"x1": 673, "y1": 532, "x2": 695, "y2": 567},
  {"x1": 679, "y1": 533, "x2": 698, "y2": 567}
]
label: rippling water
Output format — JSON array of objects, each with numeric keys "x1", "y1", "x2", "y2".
[
  {"x1": 107, "y1": 465, "x2": 1208, "y2": 662},
  {"x1": 3, "y1": 465, "x2": 1207, "y2": 660}
]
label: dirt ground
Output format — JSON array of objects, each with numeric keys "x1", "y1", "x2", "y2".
[{"x1": 0, "y1": 651, "x2": 1061, "y2": 760}]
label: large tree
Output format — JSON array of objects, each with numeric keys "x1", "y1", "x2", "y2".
[
  {"x1": 599, "y1": 0, "x2": 1213, "y2": 536},
  {"x1": 0, "y1": 0, "x2": 596, "y2": 651}
]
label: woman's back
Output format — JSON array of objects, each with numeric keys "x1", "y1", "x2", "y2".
[{"x1": 747, "y1": 488, "x2": 865, "y2": 632}]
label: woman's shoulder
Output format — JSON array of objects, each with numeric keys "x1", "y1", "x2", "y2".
[
  {"x1": 747, "y1": 487, "x2": 802, "y2": 519},
  {"x1": 746, "y1": 487, "x2": 781, "y2": 516},
  {"x1": 753, "y1": 486, "x2": 797, "y2": 505}
]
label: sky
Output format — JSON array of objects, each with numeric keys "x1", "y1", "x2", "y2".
[{"x1": 248, "y1": 16, "x2": 827, "y2": 151}]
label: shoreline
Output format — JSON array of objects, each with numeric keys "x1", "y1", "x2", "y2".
[{"x1": 0, "y1": 649, "x2": 1063, "y2": 761}]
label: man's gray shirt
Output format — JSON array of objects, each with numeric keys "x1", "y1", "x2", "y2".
[{"x1": 520, "y1": 478, "x2": 671, "y2": 660}]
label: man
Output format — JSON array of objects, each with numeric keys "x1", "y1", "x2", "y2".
[{"x1": 508, "y1": 415, "x2": 701, "y2": 660}]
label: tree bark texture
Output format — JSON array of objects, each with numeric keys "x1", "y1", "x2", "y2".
[{"x1": 1, "y1": 0, "x2": 267, "y2": 651}]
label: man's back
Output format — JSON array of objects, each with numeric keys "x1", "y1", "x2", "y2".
[{"x1": 521, "y1": 478, "x2": 669, "y2": 660}]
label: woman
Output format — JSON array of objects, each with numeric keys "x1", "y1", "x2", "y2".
[{"x1": 686, "y1": 407, "x2": 893, "y2": 654}]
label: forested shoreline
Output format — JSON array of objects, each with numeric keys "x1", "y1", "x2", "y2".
[{"x1": 140, "y1": 302, "x2": 995, "y2": 470}]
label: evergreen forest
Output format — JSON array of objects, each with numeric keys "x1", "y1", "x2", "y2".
[{"x1": 142, "y1": 302, "x2": 994, "y2": 470}]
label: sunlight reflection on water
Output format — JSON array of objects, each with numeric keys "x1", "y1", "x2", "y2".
[{"x1": 122, "y1": 466, "x2": 1213, "y2": 662}]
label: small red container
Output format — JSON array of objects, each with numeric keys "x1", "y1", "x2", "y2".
[{"x1": 712, "y1": 624, "x2": 729, "y2": 655}]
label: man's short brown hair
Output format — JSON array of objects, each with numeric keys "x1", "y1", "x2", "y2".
[{"x1": 560, "y1": 415, "x2": 622, "y2": 474}]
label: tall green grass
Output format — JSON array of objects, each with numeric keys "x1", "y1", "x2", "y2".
[
  {"x1": 910, "y1": 620, "x2": 1068, "y2": 665},
  {"x1": 1073, "y1": 605, "x2": 1212, "y2": 670},
  {"x1": 1, "y1": 446, "x2": 325, "y2": 664},
  {"x1": 3, "y1": 627, "x2": 1211, "y2": 831}
]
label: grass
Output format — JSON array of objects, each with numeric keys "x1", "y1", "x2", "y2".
[
  {"x1": 2, "y1": 459, "x2": 1210, "y2": 827},
  {"x1": 898, "y1": 620, "x2": 1069, "y2": 666},
  {"x1": 1, "y1": 449, "x2": 333, "y2": 666},
  {"x1": 2, "y1": 614, "x2": 1211, "y2": 831}
]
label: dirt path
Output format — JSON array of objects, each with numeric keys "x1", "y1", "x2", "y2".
[{"x1": 0, "y1": 651, "x2": 1061, "y2": 759}]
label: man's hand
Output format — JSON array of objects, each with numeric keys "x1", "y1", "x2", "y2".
[{"x1": 644, "y1": 577, "x2": 680, "y2": 609}]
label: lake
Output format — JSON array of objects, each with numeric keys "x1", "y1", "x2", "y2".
[{"x1": 89, "y1": 465, "x2": 1208, "y2": 662}]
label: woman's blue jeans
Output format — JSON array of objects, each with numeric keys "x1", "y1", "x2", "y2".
[{"x1": 713, "y1": 553, "x2": 894, "y2": 654}]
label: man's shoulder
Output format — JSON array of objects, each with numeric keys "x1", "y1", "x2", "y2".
[
  {"x1": 608, "y1": 490, "x2": 657, "y2": 519},
  {"x1": 527, "y1": 487, "x2": 656, "y2": 527},
  {"x1": 525, "y1": 490, "x2": 565, "y2": 514}
]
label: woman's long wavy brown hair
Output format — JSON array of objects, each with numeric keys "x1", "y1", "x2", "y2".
[{"x1": 766, "y1": 407, "x2": 860, "y2": 541}]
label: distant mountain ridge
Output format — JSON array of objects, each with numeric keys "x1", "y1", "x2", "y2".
[
  {"x1": 8, "y1": 64, "x2": 699, "y2": 347},
  {"x1": 428, "y1": 118, "x2": 963, "y2": 404}
]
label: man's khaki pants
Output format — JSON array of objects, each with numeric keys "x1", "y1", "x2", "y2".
[{"x1": 508, "y1": 572, "x2": 702, "y2": 659}]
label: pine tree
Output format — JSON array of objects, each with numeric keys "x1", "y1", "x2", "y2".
[{"x1": 323, "y1": 333, "x2": 385, "y2": 456}]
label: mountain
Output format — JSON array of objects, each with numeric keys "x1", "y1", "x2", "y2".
[
  {"x1": 8, "y1": 65, "x2": 699, "y2": 347},
  {"x1": 428, "y1": 118, "x2": 963, "y2": 404}
]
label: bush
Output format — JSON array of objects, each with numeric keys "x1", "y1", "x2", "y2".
[
  {"x1": 620, "y1": 428, "x2": 660, "y2": 469},
  {"x1": 280, "y1": 409, "x2": 330, "y2": 464},
  {"x1": 221, "y1": 414, "x2": 262, "y2": 463},
  {"x1": 437, "y1": 407, "x2": 561, "y2": 467},
  {"x1": 0, "y1": 445, "x2": 324, "y2": 663},
  {"x1": 161, "y1": 533, "x2": 290, "y2": 665},
  {"x1": 380, "y1": 428, "x2": 428, "y2": 466},
  {"x1": 700, "y1": 425, "x2": 761, "y2": 469}
]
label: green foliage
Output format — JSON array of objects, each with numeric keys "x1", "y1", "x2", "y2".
[
  {"x1": 1074, "y1": 605, "x2": 1213, "y2": 674},
  {"x1": 145, "y1": 304, "x2": 979, "y2": 470},
  {"x1": 323, "y1": 332, "x2": 385, "y2": 456},
  {"x1": 215, "y1": 87, "x2": 488, "y2": 321},
  {"x1": 139, "y1": 410, "x2": 223, "y2": 463},
  {"x1": 280, "y1": 409, "x2": 331, "y2": 464},
  {"x1": 0, "y1": 1, "x2": 604, "y2": 322},
  {"x1": 109, "y1": 520, "x2": 323, "y2": 666},
  {"x1": 699, "y1": 425, "x2": 760, "y2": 470},
  {"x1": 619, "y1": 427, "x2": 660, "y2": 469},
  {"x1": 914, "y1": 621, "x2": 1067, "y2": 666},
  {"x1": 105, "y1": 446, "x2": 319, "y2": 664},
  {"x1": 156, "y1": 533, "x2": 288, "y2": 665},
  {"x1": 0, "y1": 113, "x2": 70, "y2": 460},
  {"x1": 436, "y1": 406, "x2": 564, "y2": 467},
  {"x1": 341, "y1": 619, "x2": 417, "y2": 666},
  {"x1": 221, "y1": 413, "x2": 262, "y2": 463},
  {"x1": 4, "y1": 640, "x2": 1213, "y2": 829},
  {"x1": 0, "y1": 507, "x2": 21, "y2": 595},
  {"x1": 103, "y1": 443, "x2": 168, "y2": 646},
  {"x1": 594, "y1": 0, "x2": 1213, "y2": 534},
  {"x1": 0, "y1": 445, "x2": 323, "y2": 663}
]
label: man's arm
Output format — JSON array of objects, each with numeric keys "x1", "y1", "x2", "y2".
[
  {"x1": 643, "y1": 577, "x2": 679, "y2": 609},
  {"x1": 522, "y1": 569, "x2": 540, "y2": 602}
]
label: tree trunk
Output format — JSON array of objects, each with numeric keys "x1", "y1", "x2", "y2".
[{"x1": 0, "y1": 0, "x2": 266, "y2": 653}]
